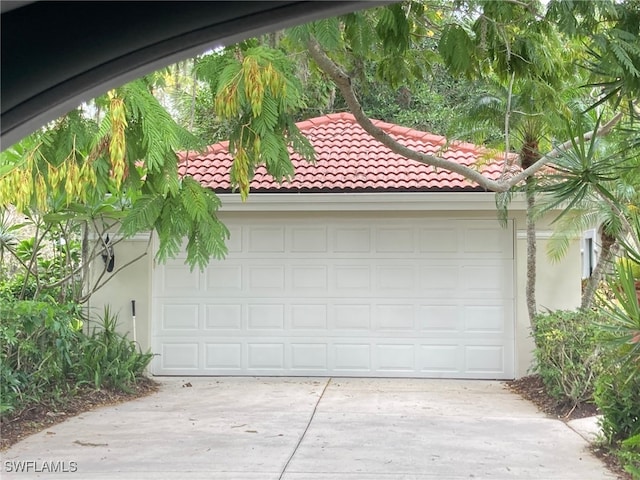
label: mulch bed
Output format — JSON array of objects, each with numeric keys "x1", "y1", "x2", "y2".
[
  {"x1": 507, "y1": 374, "x2": 598, "y2": 420},
  {"x1": 506, "y1": 374, "x2": 631, "y2": 480},
  {"x1": 0, "y1": 378, "x2": 159, "y2": 451}
]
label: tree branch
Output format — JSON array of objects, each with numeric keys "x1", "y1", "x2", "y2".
[
  {"x1": 306, "y1": 37, "x2": 625, "y2": 193},
  {"x1": 43, "y1": 219, "x2": 124, "y2": 291},
  {"x1": 306, "y1": 37, "x2": 505, "y2": 191},
  {"x1": 506, "y1": 110, "x2": 625, "y2": 186},
  {"x1": 79, "y1": 231, "x2": 152, "y2": 303},
  {"x1": 503, "y1": 72, "x2": 515, "y2": 177}
]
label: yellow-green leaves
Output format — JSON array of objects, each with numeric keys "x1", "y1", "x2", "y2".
[
  {"x1": 107, "y1": 90, "x2": 128, "y2": 188},
  {"x1": 215, "y1": 63, "x2": 241, "y2": 118},
  {"x1": 215, "y1": 48, "x2": 290, "y2": 121},
  {"x1": 0, "y1": 137, "x2": 98, "y2": 212},
  {"x1": 208, "y1": 46, "x2": 313, "y2": 200}
]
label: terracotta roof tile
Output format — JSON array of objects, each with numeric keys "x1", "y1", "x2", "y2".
[{"x1": 178, "y1": 112, "x2": 519, "y2": 193}]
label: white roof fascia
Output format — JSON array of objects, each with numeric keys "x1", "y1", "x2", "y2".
[{"x1": 217, "y1": 192, "x2": 528, "y2": 212}]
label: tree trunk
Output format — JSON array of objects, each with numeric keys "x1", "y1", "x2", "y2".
[
  {"x1": 525, "y1": 177, "x2": 537, "y2": 331},
  {"x1": 581, "y1": 230, "x2": 618, "y2": 310},
  {"x1": 81, "y1": 221, "x2": 90, "y2": 300}
]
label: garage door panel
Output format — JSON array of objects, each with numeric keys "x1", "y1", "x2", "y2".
[
  {"x1": 462, "y1": 262, "x2": 514, "y2": 298},
  {"x1": 419, "y1": 265, "x2": 459, "y2": 292},
  {"x1": 247, "y1": 304, "x2": 285, "y2": 330},
  {"x1": 161, "y1": 304, "x2": 200, "y2": 331},
  {"x1": 419, "y1": 345, "x2": 461, "y2": 373},
  {"x1": 332, "y1": 304, "x2": 371, "y2": 330},
  {"x1": 376, "y1": 227, "x2": 414, "y2": 252},
  {"x1": 247, "y1": 343, "x2": 285, "y2": 369},
  {"x1": 205, "y1": 343, "x2": 242, "y2": 370},
  {"x1": 248, "y1": 227, "x2": 285, "y2": 253},
  {"x1": 464, "y1": 345, "x2": 505, "y2": 374},
  {"x1": 205, "y1": 304, "x2": 242, "y2": 330},
  {"x1": 291, "y1": 343, "x2": 328, "y2": 370},
  {"x1": 292, "y1": 265, "x2": 328, "y2": 290},
  {"x1": 375, "y1": 344, "x2": 415, "y2": 371},
  {"x1": 334, "y1": 265, "x2": 371, "y2": 290},
  {"x1": 376, "y1": 265, "x2": 415, "y2": 290},
  {"x1": 418, "y1": 304, "x2": 460, "y2": 332},
  {"x1": 291, "y1": 227, "x2": 328, "y2": 252},
  {"x1": 159, "y1": 265, "x2": 201, "y2": 293},
  {"x1": 419, "y1": 227, "x2": 459, "y2": 253},
  {"x1": 160, "y1": 343, "x2": 199, "y2": 370},
  {"x1": 226, "y1": 225, "x2": 243, "y2": 252},
  {"x1": 463, "y1": 305, "x2": 505, "y2": 333},
  {"x1": 463, "y1": 227, "x2": 510, "y2": 256},
  {"x1": 334, "y1": 228, "x2": 371, "y2": 252},
  {"x1": 153, "y1": 215, "x2": 515, "y2": 379},
  {"x1": 206, "y1": 265, "x2": 242, "y2": 292},
  {"x1": 248, "y1": 265, "x2": 285, "y2": 290},
  {"x1": 291, "y1": 304, "x2": 328, "y2": 330},
  {"x1": 334, "y1": 344, "x2": 371, "y2": 371},
  {"x1": 375, "y1": 304, "x2": 414, "y2": 330}
]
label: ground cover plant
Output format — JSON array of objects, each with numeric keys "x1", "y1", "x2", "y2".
[{"x1": 0, "y1": 295, "x2": 153, "y2": 432}]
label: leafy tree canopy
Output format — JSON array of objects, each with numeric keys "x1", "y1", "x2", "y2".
[{"x1": 1, "y1": 0, "x2": 639, "y2": 278}]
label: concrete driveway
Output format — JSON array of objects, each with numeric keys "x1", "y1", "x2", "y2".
[{"x1": 2, "y1": 377, "x2": 615, "y2": 479}]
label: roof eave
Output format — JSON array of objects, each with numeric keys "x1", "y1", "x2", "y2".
[{"x1": 215, "y1": 191, "x2": 529, "y2": 212}]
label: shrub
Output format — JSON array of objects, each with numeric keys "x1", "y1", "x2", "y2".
[
  {"x1": 618, "y1": 434, "x2": 640, "y2": 478},
  {"x1": 0, "y1": 297, "x2": 82, "y2": 415},
  {"x1": 594, "y1": 356, "x2": 640, "y2": 444},
  {"x1": 532, "y1": 309, "x2": 604, "y2": 406},
  {"x1": 0, "y1": 299, "x2": 152, "y2": 419},
  {"x1": 75, "y1": 306, "x2": 153, "y2": 391}
]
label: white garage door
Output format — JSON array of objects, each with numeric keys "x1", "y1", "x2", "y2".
[{"x1": 152, "y1": 213, "x2": 515, "y2": 379}]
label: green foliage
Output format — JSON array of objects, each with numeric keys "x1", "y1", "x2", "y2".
[
  {"x1": 594, "y1": 356, "x2": 640, "y2": 444},
  {"x1": 1, "y1": 70, "x2": 224, "y2": 280},
  {"x1": 374, "y1": 3, "x2": 412, "y2": 56},
  {"x1": 197, "y1": 45, "x2": 314, "y2": 200},
  {"x1": 618, "y1": 257, "x2": 640, "y2": 280},
  {"x1": 548, "y1": 0, "x2": 640, "y2": 109},
  {"x1": 0, "y1": 216, "x2": 84, "y2": 302},
  {"x1": 0, "y1": 297, "x2": 82, "y2": 415},
  {"x1": 309, "y1": 16, "x2": 342, "y2": 51},
  {"x1": 618, "y1": 433, "x2": 640, "y2": 478},
  {"x1": 121, "y1": 177, "x2": 229, "y2": 270},
  {"x1": 75, "y1": 306, "x2": 153, "y2": 391},
  {"x1": 348, "y1": 64, "x2": 486, "y2": 137},
  {"x1": 595, "y1": 243, "x2": 640, "y2": 451},
  {"x1": 601, "y1": 257, "x2": 640, "y2": 364},
  {"x1": 532, "y1": 309, "x2": 604, "y2": 405},
  {"x1": 0, "y1": 298, "x2": 152, "y2": 418},
  {"x1": 342, "y1": 12, "x2": 377, "y2": 57},
  {"x1": 438, "y1": 24, "x2": 475, "y2": 77},
  {"x1": 121, "y1": 78, "x2": 202, "y2": 174}
]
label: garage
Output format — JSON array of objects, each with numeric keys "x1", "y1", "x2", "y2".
[{"x1": 152, "y1": 211, "x2": 515, "y2": 379}]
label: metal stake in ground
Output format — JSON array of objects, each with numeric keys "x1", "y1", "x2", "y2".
[{"x1": 131, "y1": 300, "x2": 137, "y2": 343}]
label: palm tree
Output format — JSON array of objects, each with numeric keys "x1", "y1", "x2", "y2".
[{"x1": 458, "y1": 77, "x2": 575, "y2": 327}]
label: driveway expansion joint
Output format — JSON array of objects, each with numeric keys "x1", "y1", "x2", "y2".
[{"x1": 278, "y1": 377, "x2": 332, "y2": 480}]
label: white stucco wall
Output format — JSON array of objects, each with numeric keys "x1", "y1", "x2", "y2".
[
  {"x1": 512, "y1": 212, "x2": 582, "y2": 377},
  {"x1": 86, "y1": 193, "x2": 582, "y2": 378},
  {"x1": 86, "y1": 235, "x2": 152, "y2": 353}
]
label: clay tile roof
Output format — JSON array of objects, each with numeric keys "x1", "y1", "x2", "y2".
[{"x1": 178, "y1": 112, "x2": 519, "y2": 193}]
